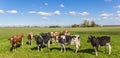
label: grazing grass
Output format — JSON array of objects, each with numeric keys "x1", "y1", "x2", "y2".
[{"x1": 0, "y1": 27, "x2": 120, "y2": 58}]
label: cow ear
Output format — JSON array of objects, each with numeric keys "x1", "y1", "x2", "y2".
[
  {"x1": 78, "y1": 36, "x2": 80, "y2": 39},
  {"x1": 89, "y1": 36, "x2": 91, "y2": 38}
]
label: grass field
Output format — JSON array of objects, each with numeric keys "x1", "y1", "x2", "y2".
[{"x1": 0, "y1": 27, "x2": 120, "y2": 58}]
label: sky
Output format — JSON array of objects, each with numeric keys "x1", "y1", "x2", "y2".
[{"x1": 0, "y1": 0, "x2": 120, "y2": 26}]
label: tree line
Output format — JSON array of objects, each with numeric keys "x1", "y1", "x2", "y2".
[{"x1": 72, "y1": 20, "x2": 100, "y2": 28}]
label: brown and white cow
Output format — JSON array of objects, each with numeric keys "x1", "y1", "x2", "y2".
[
  {"x1": 60, "y1": 30, "x2": 70, "y2": 36},
  {"x1": 9, "y1": 34, "x2": 24, "y2": 51},
  {"x1": 50, "y1": 32, "x2": 59, "y2": 43},
  {"x1": 27, "y1": 32, "x2": 34, "y2": 45}
]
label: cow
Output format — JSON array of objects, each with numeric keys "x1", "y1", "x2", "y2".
[
  {"x1": 40, "y1": 32, "x2": 51, "y2": 48},
  {"x1": 50, "y1": 32, "x2": 59, "y2": 43},
  {"x1": 60, "y1": 30, "x2": 70, "y2": 36},
  {"x1": 87, "y1": 35, "x2": 111, "y2": 56},
  {"x1": 33, "y1": 32, "x2": 51, "y2": 52},
  {"x1": 33, "y1": 35, "x2": 43, "y2": 52},
  {"x1": 58, "y1": 35, "x2": 80, "y2": 53},
  {"x1": 27, "y1": 32, "x2": 34, "y2": 45},
  {"x1": 9, "y1": 34, "x2": 24, "y2": 51}
]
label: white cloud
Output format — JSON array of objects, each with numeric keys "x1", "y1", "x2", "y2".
[
  {"x1": 116, "y1": 11, "x2": 120, "y2": 17},
  {"x1": 101, "y1": 17, "x2": 108, "y2": 20},
  {"x1": 115, "y1": 5, "x2": 120, "y2": 9},
  {"x1": 100, "y1": 13, "x2": 112, "y2": 17},
  {"x1": 6, "y1": 10, "x2": 18, "y2": 14},
  {"x1": 69, "y1": 11, "x2": 76, "y2": 16},
  {"x1": 79, "y1": 12, "x2": 89, "y2": 16},
  {"x1": 80, "y1": 17, "x2": 97, "y2": 21},
  {"x1": 38, "y1": 11, "x2": 52, "y2": 16},
  {"x1": 54, "y1": 10, "x2": 61, "y2": 15},
  {"x1": 29, "y1": 10, "x2": 61, "y2": 16},
  {"x1": 69, "y1": 11, "x2": 89, "y2": 16},
  {"x1": 0, "y1": 10, "x2": 4, "y2": 14},
  {"x1": 117, "y1": 14, "x2": 120, "y2": 17},
  {"x1": 28, "y1": 11, "x2": 37, "y2": 14},
  {"x1": 60, "y1": 4, "x2": 65, "y2": 8},
  {"x1": 117, "y1": 11, "x2": 120, "y2": 14},
  {"x1": 104, "y1": 0, "x2": 112, "y2": 2},
  {"x1": 44, "y1": 3, "x2": 48, "y2": 6}
]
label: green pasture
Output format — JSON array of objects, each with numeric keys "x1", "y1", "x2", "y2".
[{"x1": 0, "y1": 27, "x2": 120, "y2": 58}]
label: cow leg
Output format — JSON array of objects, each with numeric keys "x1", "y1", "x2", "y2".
[
  {"x1": 93, "y1": 47, "x2": 98, "y2": 56},
  {"x1": 51, "y1": 37, "x2": 55, "y2": 44},
  {"x1": 22, "y1": 38, "x2": 23, "y2": 45},
  {"x1": 21, "y1": 38, "x2": 23, "y2": 48},
  {"x1": 47, "y1": 40, "x2": 50, "y2": 49},
  {"x1": 106, "y1": 43, "x2": 111, "y2": 55},
  {"x1": 75, "y1": 43, "x2": 80, "y2": 53},
  {"x1": 60, "y1": 43, "x2": 66, "y2": 52},
  {"x1": 40, "y1": 44, "x2": 43, "y2": 51},
  {"x1": 12, "y1": 45, "x2": 14, "y2": 51},
  {"x1": 13, "y1": 44, "x2": 16, "y2": 52},
  {"x1": 104, "y1": 45, "x2": 107, "y2": 53},
  {"x1": 30, "y1": 40, "x2": 32, "y2": 45},
  {"x1": 60, "y1": 44, "x2": 63, "y2": 52},
  {"x1": 56, "y1": 36, "x2": 58, "y2": 43},
  {"x1": 108, "y1": 44, "x2": 111, "y2": 55},
  {"x1": 37, "y1": 44, "x2": 40, "y2": 52},
  {"x1": 28, "y1": 40, "x2": 30, "y2": 45},
  {"x1": 62, "y1": 44, "x2": 66, "y2": 52}
]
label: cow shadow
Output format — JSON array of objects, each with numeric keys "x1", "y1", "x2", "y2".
[
  {"x1": 50, "y1": 47, "x2": 60, "y2": 51},
  {"x1": 10, "y1": 44, "x2": 22, "y2": 51},
  {"x1": 50, "y1": 47, "x2": 75, "y2": 52},
  {"x1": 30, "y1": 45, "x2": 46, "y2": 51},
  {"x1": 78, "y1": 49, "x2": 95, "y2": 55},
  {"x1": 26, "y1": 41, "x2": 29, "y2": 45}
]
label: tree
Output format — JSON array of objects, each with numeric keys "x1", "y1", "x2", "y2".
[
  {"x1": 90, "y1": 21, "x2": 96, "y2": 27},
  {"x1": 72, "y1": 24, "x2": 79, "y2": 28},
  {"x1": 90, "y1": 21, "x2": 100, "y2": 27},
  {"x1": 81, "y1": 20, "x2": 90, "y2": 27}
]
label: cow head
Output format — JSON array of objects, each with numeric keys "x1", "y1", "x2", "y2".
[
  {"x1": 40, "y1": 32, "x2": 46, "y2": 37},
  {"x1": 71, "y1": 35, "x2": 80, "y2": 41},
  {"x1": 87, "y1": 35, "x2": 95, "y2": 42},
  {"x1": 33, "y1": 35, "x2": 39, "y2": 39}
]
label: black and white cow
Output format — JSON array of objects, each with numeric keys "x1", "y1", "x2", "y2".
[
  {"x1": 87, "y1": 35, "x2": 111, "y2": 56},
  {"x1": 33, "y1": 32, "x2": 51, "y2": 52},
  {"x1": 33, "y1": 35, "x2": 43, "y2": 52},
  {"x1": 40, "y1": 32, "x2": 51, "y2": 48},
  {"x1": 58, "y1": 35, "x2": 80, "y2": 53}
]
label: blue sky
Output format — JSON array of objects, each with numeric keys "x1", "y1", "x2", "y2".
[{"x1": 0, "y1": 0, "x2": 120, "y2": 26}]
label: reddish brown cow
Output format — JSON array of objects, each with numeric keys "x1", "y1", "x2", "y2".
[
  {"x1": 50, "y1": 32, "x2": 59, "y2": 43},
  {"x1": 27, "y1": 32, "x2": 34, "y2": 45},
  {"x1": 10, "y1": 34, "x2": 24, "y2": 51}
]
